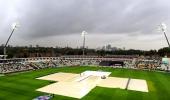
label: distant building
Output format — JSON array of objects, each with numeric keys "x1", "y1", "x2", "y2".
[
  {"x1": 106, "y1": 44, "x2": 112, "y2": 51},
  {"x1": 102, "y1": 46, "x2": 105, "y2": 50},
  {"x1": 97, "y1": 44, "x2": 119, "y2": 51},
  {"x1": 112, "y1": 47, "x2": 118, "y2": 51}
]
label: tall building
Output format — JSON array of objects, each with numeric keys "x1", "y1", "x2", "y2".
[{"x1": 106, "y1": 44, "x2": 112, "y2": 51}]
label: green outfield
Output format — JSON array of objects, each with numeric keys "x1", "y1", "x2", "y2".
[{"x1": 0, "y1": 66, "x2": 170, "y2": 100}]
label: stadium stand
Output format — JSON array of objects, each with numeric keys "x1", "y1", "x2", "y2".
[{"x1": 0, "y1": 55, "x2": 165, "y2": 74}]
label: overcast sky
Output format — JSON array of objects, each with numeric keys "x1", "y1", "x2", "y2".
[{"x1": 0, "y1": 0, "x2": 170, "y2": 50}]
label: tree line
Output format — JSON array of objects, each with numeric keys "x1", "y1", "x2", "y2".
[{"x1": 0, "y1": 45, "x2": 170, "y2": 58}]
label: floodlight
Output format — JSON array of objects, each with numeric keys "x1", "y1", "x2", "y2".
[
  {"x1": 158, "y1": 22, "x2": 170, "y2": 48},
  {"x1": 160, "y1": 23, "x2": 167, "y2": 32},
  {"x1": 81, "y1": 31, "x2": 87, "y2": 36},
  {"x1": 12, "y1": 22, "x2": 20, "y2": 30},
  {"x1": 81, "y1": 31, "x2": 88, "y2": 57},
  {"x1": 3, "y1": 21, "x2": 20, "y2": 59}
]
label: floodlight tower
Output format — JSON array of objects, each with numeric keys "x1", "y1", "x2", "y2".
[
  {"x1": 159, "y1": 23, "x2": 170, "y2": 48},
  {"x1": 81, "y1": 31, "x2": 88, "y2": 57},
  {"x1": 3, "y1": 22, "x2": 19, "y2": 59}
]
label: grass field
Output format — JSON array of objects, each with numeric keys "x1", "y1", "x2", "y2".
[{"x1": 0, "y1": 66, "x2": 170, "y2": 100}]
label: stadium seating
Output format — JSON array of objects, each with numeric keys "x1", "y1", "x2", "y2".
[{"x1": 0, "y1": 55, "x2": 164, "y2": 74}]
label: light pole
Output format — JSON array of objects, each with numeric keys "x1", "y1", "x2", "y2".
[
  {"x1": 81, "y1": 31, "x2": 87, "y2": 57},
  {"x1": 159, "y1": 23, "x2": 170, "y2": 48},
  {"x1": 3, "y1": 22, "x2": 19, "y2": 59}
]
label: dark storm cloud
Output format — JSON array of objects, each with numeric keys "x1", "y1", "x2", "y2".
[
  {"x1": 0, "y1": 0, "x2": 170, "y2": 42},
  {"x1": 2, "y1": 0, "x2": 166, "y2": 39}
]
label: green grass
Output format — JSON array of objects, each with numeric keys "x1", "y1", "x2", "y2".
[{"x1": 0, "y1": 66, "x2": 170, "y2": 100}]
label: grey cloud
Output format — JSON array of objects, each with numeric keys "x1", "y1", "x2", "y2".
[
  {"x1": 0, "y1": 0, "x2": 170, "y2": 49},
  {"x1": 12, "y1": 0, "x2": 169, "y2": 39}
]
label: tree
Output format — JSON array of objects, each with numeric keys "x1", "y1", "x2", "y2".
[{"x1": 158, "y1": 47, "x2": 170, "y2": 57}]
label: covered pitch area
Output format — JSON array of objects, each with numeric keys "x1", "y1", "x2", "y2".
[
  {"x1": 0, "y1": 66, "x2": 170, "y2": 100},
  {"x1": 36, "y1": 71, "x2": 148, "y2": 99}
]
